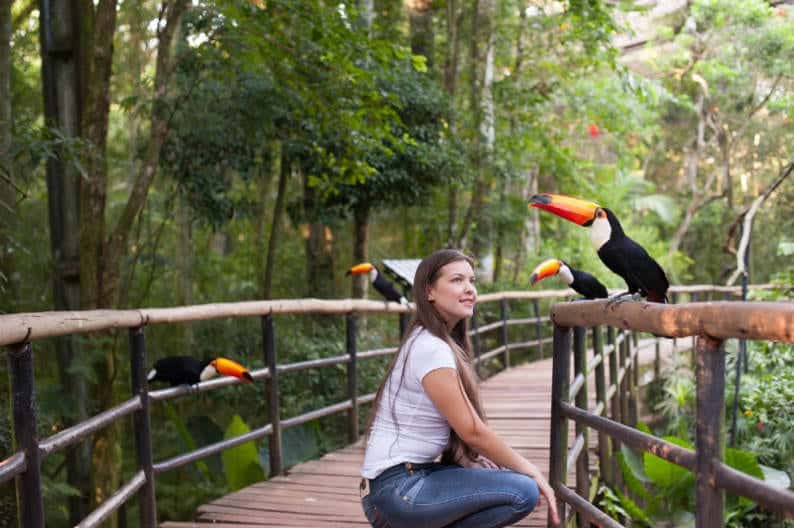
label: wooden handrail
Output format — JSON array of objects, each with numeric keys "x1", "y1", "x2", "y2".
[
  {"x1": 1, "y1": 284, "x2": 779, "y2": 347},
  {"x1": 552, "y1": 299, "x2": 794, "y2": 342}
]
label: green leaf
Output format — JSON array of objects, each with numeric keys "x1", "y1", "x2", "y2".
[
  {"x1": 725, "y1": 448, "x2": 764, "y2": 481},
  {"x1": 222, "y1": 414, "x2": 265, "y2": 491},
  {"x1": 644, "y1": 436, "x2": 693, "y2": 488},
  {"x1": 614, "y1": 487, "x2": 654, "y2": 527},
  {"x1": 618, "y1": 447, "x2": 652, "y2": 503}
]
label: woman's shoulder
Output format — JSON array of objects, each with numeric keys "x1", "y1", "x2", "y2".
[{"x1": 407, "y1": 327, "x2": 453, "y2": 356}]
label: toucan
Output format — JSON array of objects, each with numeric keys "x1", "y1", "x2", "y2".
[
  {"x1": 346, "y1": 262, "x2": 409, "y2": 305},
  {"x1": 147, "y1": 356, "x2": 254, "y2": 387},
  {"x1": 529, "y1": 193, "x2": 670, "y2": 303},
  {"x1": 530, "y1": 258, "x2": 609, "y2": 300}
]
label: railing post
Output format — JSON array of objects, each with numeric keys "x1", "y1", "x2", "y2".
[
  {"x1": 533, "y1": 299, "x2": 543, "y2": 359},
  {"x1": 262, "y1": 314, "x2": 283, "y2": 476},
  {"x1": 549, "y1": 324, "x2": 571, "y2": 528},
  {"x1": 607, "y1": 327, "x2": 622, "y2": 486},
  {"x1": 592, "y1": 326, "x2": 610, "y2": 484},
  {"x1": 695, "y1": 335, "x2": 726, "y2": 528},
  {"x1": 500, "y1": 298, "x2": 510, "y2": 368},
  {"x1": 619, "y1": 332, "x2": 629, "y2": 427},
  {"x1": 471, "y1": 306, "x2": 482, "y2": 378},
  {"x1": 398, "y1": 312, "x2": 408, "y2": 339},
  {"x1": 573, "y1": 326, "x2": 589, "y2": 525},
  {"x1": 654, "y1": 339, "x2": 661, "y2": 381},
  {"x1": 8, "y1": 342, "x2": 45, "y2": 528},
  {"x1": 690, "y1": 293, "x2": 699, "y2": 363},
  {"x1": 129, "y1": 326, "x2": 157, "y2": 527},
  {"x1": 671, "y1": 292, "x2": 679, "y2": 354},
  {"x1": 630, "y1": 331, "x2": 639, "y2": 427},
  {"x1": 346, "y1": 313, "x2": 359, "y2": 443}
]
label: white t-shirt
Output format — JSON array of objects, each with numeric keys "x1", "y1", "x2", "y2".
[{"x1": 361, "y1": 327, "x2": 457, "y2": 479}]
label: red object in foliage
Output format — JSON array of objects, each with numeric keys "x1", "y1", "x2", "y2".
[
  {"x1": 588, "y1": 123, "x2": 600, "y2": 138},
  {"x1": 757, "y1": 420, "x2": 765, "y2": 432}
]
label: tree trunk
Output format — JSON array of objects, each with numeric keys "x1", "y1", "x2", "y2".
[
  {"x1": 0, "y1": 0, "x2": 14, "y2": 303},
  {"x1": 0, "y1": 2, "x2": 17, "y2": 523},
  {"x1": 408, "y1": 0, "x2": 434, "y2": 69},
  {"x1": 255, "y1": 141, "x2": 276, "y2": 295},
  {"x1": 443, "y1": 0, "x2": 462, "y2": 246},
  {"x1": 303, "y1": 169, "x2": 335, "y2": 298},
  {"x1": 351, "y1": 206, "x2": 370, "y2": 299},
  {"x1": 457, "y1": 0, "x2": 494, "y2": 259},
  {"x1": 175, "y1": 195, "x2": 193, "y2": 350},
  {"x1": 74, "y1": 2, "x2": 186, "y2": 523},
  {"x1": 100, "y1": 0, "x2": 187, "y2": 309},
  {"x1": 79, "y1": 0, "x2": 118, "y2": 310},
  {"x1": 39, "y1": 0, "x2": 93, "y2": 522},
  {"x1": 492, "y1": 183, "x2": 504, "y2": 283},
  {"x1": 515, "y1": 169, "x2": 539, "y2": 284},
  {"x1": 263, "y1": 144, "x2": 289, "y2": 300}
]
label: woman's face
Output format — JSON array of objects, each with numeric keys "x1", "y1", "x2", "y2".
[{"x1": 427, "y1": 260, "x2": 477, "y2": 329}]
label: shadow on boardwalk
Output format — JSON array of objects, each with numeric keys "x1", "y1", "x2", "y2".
[{"x1": 163, "y1": 338, "x2": 684, "y2": 527}]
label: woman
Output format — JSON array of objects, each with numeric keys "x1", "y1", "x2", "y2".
[{"x1": 360, "y1": 249, "x2": 559, "y2": 528}]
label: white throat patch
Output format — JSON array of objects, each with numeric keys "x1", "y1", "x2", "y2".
[
  {"x1": 200, "y1": 364, "x2": 218, "y2": 381},
  {"x1": 558, "y1": 265, "x2": 574, "y2": 286},
  {"x1": 369, "y1": 268, "x2": 378, "y2": 282},
  {"x1": 590, "y1": 217, "x2": 611, "y2": 250}
]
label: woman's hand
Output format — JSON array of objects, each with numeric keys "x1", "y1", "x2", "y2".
[
  {"x1": 535, "y1": 475, "x2": 560, "y2": 526},
  {"x1": 460, "y1": 453, "x2": 500, "y2": 470}
]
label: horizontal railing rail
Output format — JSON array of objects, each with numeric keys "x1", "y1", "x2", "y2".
[{"x1": 549, "y1": 298, "x2": 794, "y2": 528}]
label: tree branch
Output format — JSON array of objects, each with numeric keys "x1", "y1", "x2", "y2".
[{"x1": 725, "y1": 160, "x2": 794, "y2": 285}]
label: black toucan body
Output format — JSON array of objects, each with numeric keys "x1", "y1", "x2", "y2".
[
  {"x1": 529, "y1": 193, "x2": 669, "y2": 303},
  {"x1": 346, "y1": 262, "x2": 409, "y2": 305},
  {"x1": 147, "y1": 356, "x2": 254, "y2": 387},
  {"x1": 530, "y1": 259, "x2": 608, "y2": 299}
]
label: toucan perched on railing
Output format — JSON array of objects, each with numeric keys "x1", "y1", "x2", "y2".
[
  {"x1": 529, "y1": 193, "x2": 670, "y2": 303},
  {"x1": 346, "y1": 262, "x2": 409, "y2": 306},
  {"x1": 530, "y1": 258, "x2": 608, "y2": 300},
  {"x1": 147, "y1": 356, "x2": 254, "y2": 387}
]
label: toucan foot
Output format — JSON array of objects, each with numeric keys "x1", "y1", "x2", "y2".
[
  {"x1": 605, "y1": 292, "x2": 631, "y2": 308},
  {"x1": 605, "y1": 291, "x2": 644, "y2": 308}
]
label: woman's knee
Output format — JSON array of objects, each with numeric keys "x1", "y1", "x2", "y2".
[{"x1": 507, "y1": 473, "x2": 540, "y2": 514}]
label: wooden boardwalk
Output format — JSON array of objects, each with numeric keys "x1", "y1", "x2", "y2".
[{"x1": 163, "y1": 338, "x2": 680, "y2": 528}]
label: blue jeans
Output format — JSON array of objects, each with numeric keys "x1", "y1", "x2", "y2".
[{"x1": 361, "y1": 462, "x2": 539, "y2": 528}]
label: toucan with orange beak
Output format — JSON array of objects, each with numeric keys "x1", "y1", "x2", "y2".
[
  {"x1": 529, "y1": 193, "x2": 669, "y2": 303},
  {"x1": 530, "y1": 258, "x2": 608, "y2": 299},
  {"x1": 147, "y1": 356, "x2": 254, "y2": 387},
  {"x1": 346, "y1": 262, "x2": 409, "y2": 305}
]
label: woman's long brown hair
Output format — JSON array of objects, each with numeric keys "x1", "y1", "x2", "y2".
[{"x1": 363, "y1": 249, "x2": 485, "y2": 464}]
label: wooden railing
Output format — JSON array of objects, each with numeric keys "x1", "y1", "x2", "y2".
[
  {"x1": 0, "y1": 287, "x2": 578, "y2": 527},
  {"x1": 548, "y1": 289, "x2": 794, "y2": 527},
  {"x1": 0, "y1": 284, "x2": 778, "y2": 527}
]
